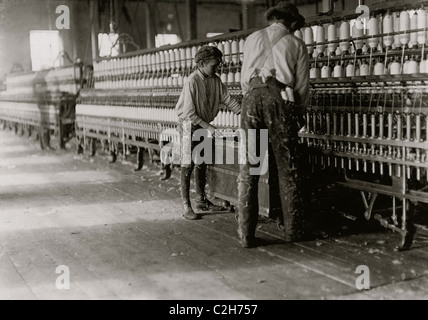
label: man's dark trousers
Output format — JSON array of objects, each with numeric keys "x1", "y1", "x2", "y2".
[{"x1": 237, "y1": 77, "x2": 305, "y2": 242}]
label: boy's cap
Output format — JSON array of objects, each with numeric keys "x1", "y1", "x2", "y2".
[
  {"x1": 194, "y1": 46, "x2": 223, "y2": 63},
  {"x1": 265, "y1": 1, "x2": 303, "y2": 24}
]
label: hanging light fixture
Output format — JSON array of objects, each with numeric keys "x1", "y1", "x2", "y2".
[
  {"x1": 318, "y1": 0, "x2": 338, "y2": 16},
  {"x1": 109, "y1": 0, "x2": 117, "y2": 34}
]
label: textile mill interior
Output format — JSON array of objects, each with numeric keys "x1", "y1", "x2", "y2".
[{"x1": 0, "y1": 0, "x2": 428, "y2": 301}]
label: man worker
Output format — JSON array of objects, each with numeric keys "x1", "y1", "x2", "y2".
[{"x1": 238, "y1": 1, "x2": 310, "y2": 247}]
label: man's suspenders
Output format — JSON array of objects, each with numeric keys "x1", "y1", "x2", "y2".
[
  {"x1": 258, "y1": 29, "x2": 295, "y2": 102},
  {"x1": 258, "y1": 28, "x2": 288, "y2": 70}
]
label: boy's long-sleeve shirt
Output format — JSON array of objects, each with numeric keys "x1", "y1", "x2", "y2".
[{"x1": 175, "y1": 68, "x2": 241, "y2": 126}]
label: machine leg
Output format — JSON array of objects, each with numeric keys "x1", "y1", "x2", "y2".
[
  {"x1": 374, "y1": 197, "x2": 417, "y2": 251},
  {"x1": 26, "y1": 125, "x2": 32, "y2": 138},
  {"x1": 360, "y1": 191, "x2": 378, "y2": 220},
  {"x1": 108, "y1": 142, "x2": 117, "y2": 163},
  {"x1": 18, "y1": 124, "x2": 24, "y2": 136},
  {"x1": 133, "y1": 147, "x2": 144, "y2": 172},
  {"x1": 396, "y1": 199, "x2": 417, "y2": 252},
  {"x1": 147, "y1": 148, "x2": 154, "y2": 163},
  {"x1": 121, "y1": 143, "x2": 128, "y2": 161},
  {"x1": 76, "y1": 134, "x2": 84, "y2": 154},
  {"x1": 89, "y1": 137, "x2": 96, "y2": 157},
  {"x1": 58, "y1": 119, "x2": 65, "y2": 150},
  {"x1": 160, "y1": 163, "x2": 172, "y2": 180},
  {"x1": 158, "y1": 140, "x2": 172, "y2": 180},
  {"x1": 397, "y1": 225, "x2": 416, "y2": 252},
  {"x1": 101, "y1": 139, "x2": 108, "y2": 152},
  {"x1": 39, "y1": 127, "x2": 52, "y2": 150},
  {"x1": 39, "y1": 127, "x2": 45, "y2": 150}
]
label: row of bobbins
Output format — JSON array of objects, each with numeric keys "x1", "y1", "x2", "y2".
[{"x1": 297, "y1": 6, "x2": 428, "y2": 58}]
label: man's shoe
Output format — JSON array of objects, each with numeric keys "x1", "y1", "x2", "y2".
[
  {"x1": 285, "y1": 231, "x2": 304, "y2": 243},
  {"x1": 240, "y1": 236, "x2": 257, "y2": 248},
  {"x1": 284, "y1": 234, "x2": 295, "y2": 243},
  {"x1": 183, "y1": 211, "x2": 199, "y2": 220},
  {"x1": 182, "y1": 203, "x2": 200, "y2": 220},
  {"x1": 195, "y1": 199, "x2": 226, "y2": 212}
]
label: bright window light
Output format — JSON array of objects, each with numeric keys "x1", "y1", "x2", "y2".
[
  {"x1": 98, "y1": 33, "x2": 119, "y2": 57},
  {"x1": 207, "y1": 33, "x2": 223, "y2": 38},
  {"x1": 155, "y1": 34, "x2": 181, "y2": 47},
  {"x1": 29, "y1": 30, "x2": 61, "y2": 71}
]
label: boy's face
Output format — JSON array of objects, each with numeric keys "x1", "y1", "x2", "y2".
[{"x1": 200, "y1": 58, "x2": 222, "y2": 76}]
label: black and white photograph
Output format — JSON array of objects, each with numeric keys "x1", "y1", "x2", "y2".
[{"x1": 0, "y1": 0, "x2": 428, "y2": 304}]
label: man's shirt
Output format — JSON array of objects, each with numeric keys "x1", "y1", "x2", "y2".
[
  {"x1": 241, "y1": 23, "x2": 310, "y2": 108},
  {"x1": 175, "y1": 68, "x2": 241, "y2": 126}
]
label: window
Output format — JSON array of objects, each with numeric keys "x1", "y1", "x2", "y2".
[
  {"x1": 29, "y1": 30, "x2": 62, "y2": 71},
  {"x1": 98, "y1": 33, "x2": 120, "y2": 57},
  {"x1": 155, "y1": 34, "x2": 181, "y2": 47},
  {"x1": 207, "y1": 33, "x2": 223, "y2": 38}
]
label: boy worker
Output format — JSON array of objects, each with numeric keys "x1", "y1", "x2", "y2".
[{"x1": 175, "y1": 45, "x2": 241, "y2": 220}]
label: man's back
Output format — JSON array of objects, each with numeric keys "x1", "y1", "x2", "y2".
[{"x1": 241, "y1": 23, "x2": 309, "y2": 107}]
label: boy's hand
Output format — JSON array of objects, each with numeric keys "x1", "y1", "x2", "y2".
[{"x1": 207, "y1": 124, "x2": 217, "y2": 138}]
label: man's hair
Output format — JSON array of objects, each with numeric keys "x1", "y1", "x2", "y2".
[
  {"x1": 293, "y1": 14, "x2": 305, "y2": 31},
  {"x1": 265, "y1": 1, "x2": 304, "y2": 29},
  {"x1": 268, "y1": 15, "x2": 294, "y2": 29}
]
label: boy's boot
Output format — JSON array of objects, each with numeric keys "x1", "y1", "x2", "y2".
[
  {"x1": 180, "y1": 166, "x2": 199, "y2": 220},
  {"x1": 194, "y1": 164, "x2": 225, "y2": 211}
]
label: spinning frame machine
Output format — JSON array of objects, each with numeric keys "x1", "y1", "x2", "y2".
[
  {"x1": 0, "y1": 64, "x2": 83, "y2": 149},
  {"x1": 73, "y1": 0, "x2": 428, "y2": 250},
  {"x1": 301, "y1": 1, "x2": 428, "y2": 250}
]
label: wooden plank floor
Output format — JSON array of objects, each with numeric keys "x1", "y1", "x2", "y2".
[{"x1": 1, "y1": 129, "x2": 428, "y2": 300}]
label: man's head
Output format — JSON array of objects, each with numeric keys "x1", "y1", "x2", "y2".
[
  {"x1": 265, "y1": 1, "x2": 304, "y2": 30},
  {"x1": 195, "y1": 45, "x2": 223, "y2": 76},
  {"x1": 292, "y1": 13, "x2": 305, "y2": 32}
]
